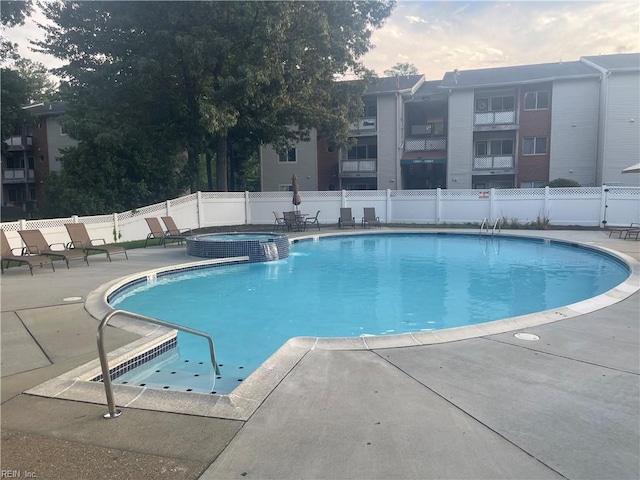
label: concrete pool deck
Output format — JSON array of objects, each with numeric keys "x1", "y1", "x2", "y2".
[{"x1": 1, "y1": 228, "x2": 639, "y2": 479}]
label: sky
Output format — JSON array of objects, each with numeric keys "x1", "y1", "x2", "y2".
[{"x1": 4, "y1": 1, "x2": 640, "y2": 81}]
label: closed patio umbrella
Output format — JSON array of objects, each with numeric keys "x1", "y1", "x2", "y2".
[
  {"x1": 292, "y1": 174, "x2": 302, "y2": 211},
  {"x1": 622, "y1": 163, "x2": 640, "y2": 174}
]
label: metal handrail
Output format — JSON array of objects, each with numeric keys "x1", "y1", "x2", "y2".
[
  {"x1": 479, "y1": 217, "x2": 489, "y2": 235},
  {"x1": 97, "y1": 309, "x2": 221, "y2": 419},
  {"x1": 492, "y1": 218, "x2": 502, "y2": 236}
]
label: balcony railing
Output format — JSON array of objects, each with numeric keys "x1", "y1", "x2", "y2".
[
  {"x1": 341, "y1": 159, "x2": 376, "y2": 174},
  {"x1": 4, "y1": 136, "x2": 33, "y2": 149},
  {"x1": 3, "y1": 168, "x2": 35, "y2": 181},
  {"x1": 349, "y1": 117, "x2": 377, "y2": 131},
  {"x1": 404, "y1": 137, "x2": 447, "y2": 152},
  {"x1": 474, "y1": 110, "x2": 516, "y2": 126},
  {"x1": 473, "y1": 156, "x2": 514, "y2": 170}
]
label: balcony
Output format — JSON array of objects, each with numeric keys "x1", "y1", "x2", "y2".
[
  {"x1": 473, "y1": 155, "x2": 514, "y2": 170},
  {"x1": 349, "y1": 117, "x2": 377, "y2": 132},
  {"x1": 474, "y1": 110, "x2": 516, "y2": 126},
  {"x1": 4, "y1": 136, "x2": 33, "y2": 150},
  {"x1": 341, "y1": 159, "x2": 376, "y2": 177},
  {"x1": 3, "y1": 168, "x2": 35, "y2": 183},
  {"x1": 404, "y1": 137, "x2": 446, "y2": 152}
]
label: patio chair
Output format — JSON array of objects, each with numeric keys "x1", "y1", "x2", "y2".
[
  {"x1": 338, "y1": 208, "x2": 356, "y2": 228},
  {"x1": 607, "y1": 223, "x2": 640, "y2": 238},
  {"x1": 362, "y1": 208, "x2": 380, "y2": 228},
  {"x1": 283, "y1": 211, "x2": 305, "y2": 232},
  {"x1": 161, "y1": 216, "x2": 194, "y2": 237},
  {"x1": 304, "y1": 210, "x2": 321, "y2": 231},
  {"x1": 65, "y1": 223, "x2": 128, "y2": 262},
  {"x1": 17, "y1": 229, "x2": 88, "y2": 268},
  {"x1": 624, "y1": 228, "x2": 640, "y2": 240},
  {"x1": 272, "y1": 211, "x2": 287, "y2": 232},
  {"x1": 1, "y1": 229, "x2": 55, "y2": 275},
  {"x1": 144, "y1": 217, "x2": 185, "y2": 248}
]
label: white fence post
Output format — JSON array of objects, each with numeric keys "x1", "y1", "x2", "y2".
[
  {"x1": 72, "y1": 215, "x2": 79, "y2": 224},
  {"x1": 386, "y1": 189, "x2": 392, "y2": 224},
  {"x1": 197, "y1": 191, "x2": 203, "y2": 228},
  {"x1": 490, "y1": 188, "x2": 496, "y2": 222},
  {"x1": 113, "y1": 213, "x2": 119, "y2": 243},
  {"x1": 165, "y1": 200, "x2": 171, "y2": 217},
  {"x1": 544, "y1": 186, "x2": 551, "y2": 217},
  {"x1": 245, "y1": 191, "x2": 250, "y2": 225},
  {"x1": 436, "y1": 188, "x2": 442, "y2": 224},
  {"x1": 600, "y1": 185, "x2": 608, "y2": 228},
  {"x1": 341, "y1": 190, "x2": 347, "y2": 208}
]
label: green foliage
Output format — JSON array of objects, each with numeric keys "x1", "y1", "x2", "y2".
[
  {"x1": 35, "y1": 0, "x2": 395, "y2": 201},
  {"x1": 384, "y1": 62, "x2": 419, "y2": 77},
  {"x1": 546, "y1": 178, "x2": 581, "y2": 187}
]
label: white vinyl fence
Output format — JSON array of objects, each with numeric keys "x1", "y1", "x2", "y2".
[{"x1": 1, "y1": 187, "x2": 639, "y2": 248}]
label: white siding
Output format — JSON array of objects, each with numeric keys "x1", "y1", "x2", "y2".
[
  {"x1": 46, "y1": 117, "x2": 77, "y2": 172},
  {"x1": 549, "y1": 78, "x2": 600, "y2": 186},
  {"x1": 376, "y1": 94, "x2": 400, "y2": 189},
  {"x1": 446, "y1": 89, "x2": 474, "y2": 188},
  {"x1": 602, "y1": 71, "x2": 640, "y2": 186},
  {"x1": 260, "y1": 129, "x2": 318, "y2": 192}
]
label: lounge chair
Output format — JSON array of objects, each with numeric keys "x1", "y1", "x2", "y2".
[
  {"x1": 283, "y1": 211, "x2": 305, "y2": 232},
  {"x1": 304, "y1": 210, "x2": 321, "y2": 231},
  {"x1": 161, "y1": 216, "x2": 194, "y2": 237},
  {"x1": 272, "y1": 211, "x2": 287, "y2": 232},
  {"x1": 144, "y1": 217, "x2": 185, "y2": 248},
  {"x1": 17, "y1": 229, "x2": 88, "y2": 268},
  {"x1": 362, "y1": 208, "x2": 380, "y2": 228},
  {"x1": 607, "y1": 223, "x2": 640, "y2": 238},
  {"x1": 624, "y1": 228, "x2": 640, "y2": 240},
  {"x1": 338, "y1": 208, "x2": 356, "y2": 228},
  {"x1": 65, "y1": 223, "x2": 128, "y2": 262},
  {"x1": 1, "y1": 230, "x2": 55, "y2": 275}
]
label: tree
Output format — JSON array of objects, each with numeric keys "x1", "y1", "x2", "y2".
[
  {"x1": 384, "y1": 62, "x2": 419, "y2": 77},
  {"x1": 35, "y1": 1, "x2": 395, "y2": 203},
  {"x1": 546, "y1": 178, "x2": 581, "y2": 187},
  {"x1": 1, "y1": 0, "x2": 33, "y2": 61}
]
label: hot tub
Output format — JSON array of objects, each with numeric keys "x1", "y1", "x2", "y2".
[{"x1": 186, "y1": 232, "x2": 289, "y2": 262}]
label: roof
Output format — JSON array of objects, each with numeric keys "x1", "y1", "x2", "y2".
[
  {"x1": 23, "y1": 101, "x2": 68, "y2": 116},
  {"x1": 440, "y1": 61, "x2": 600, "y2": 89},
  {"x1": 581, "y1": 53, "x2": 640, "y2": 71},
  {"x1": 364, "y1": 74, "x2": 424, "y2": 95}
]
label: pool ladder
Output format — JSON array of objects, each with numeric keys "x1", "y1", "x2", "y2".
[
  {"x1": 479, "y1": 217, "x2": 502, "y2": 236},
  {"x1": 97, "y1": 309, "x2": 221, "y2": 419}
]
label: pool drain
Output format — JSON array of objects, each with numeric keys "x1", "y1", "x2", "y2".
[{"x1": 514, "y1": 332, "x2": 540, "y2": 341}]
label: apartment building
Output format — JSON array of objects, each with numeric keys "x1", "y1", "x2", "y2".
[
  {"x1": 1, "y1": 102, "x2": 74, "y2": 219},
  {"x1": 260, "y1": 53, "x2": 639, "y2": 191}
]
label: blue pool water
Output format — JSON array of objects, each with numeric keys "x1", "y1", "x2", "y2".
[{"x1": 109, "y1": 234, "x2": 629, "y2": 393}]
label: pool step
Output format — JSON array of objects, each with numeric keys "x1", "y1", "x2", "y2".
[{"x1": 112, "y1": 353, "x2": 247, "y2": 394}]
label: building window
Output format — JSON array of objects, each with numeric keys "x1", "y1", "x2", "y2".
[
  {"x1": 364, "y1": 103, "x2": 377, "y2": 117},
  {"x1": 29, "y1": 187, "x2": 37, "y2": 200},
  {"x1": 523, "y1": 137, "x2": 548, "y2": 155},
  {"x1": 278, "y1": 184, "x2": 293, "y2": 191},
  {"x1": 475, "y1": 96, "x2": 514, "y2": 112},
  {"x1": 6, "y1": 156, "x2": 25, "y2": 169},
  {"x1": 278, "y1": 147, "x2": 296, "y2": 163},
  {"x1": 347, "y1": 144, "x2": 377, "y2": 160},
  {"x1": 60, "y1": 123, "x2": 68, "y2": 136},
  {"x1": 524, "y1": 91, "x2": 550, "y2": 110},
  {"x1": 520, "y1": 181, "x2": 546, "y2": 188},
  {"x1": 475, "y1": 139, "x2": 513, "y2": 155}
]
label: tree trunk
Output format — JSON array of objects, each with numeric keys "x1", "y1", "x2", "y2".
[
  {"x1": 206, "y1": 152, "x2": 214, "y2": 191},
  {"x1": 216, "y1": 133, "x2": 228, "y2": 191},
  {"x1": 187, "y1": 146, "x2": 200, "y2": 193}
]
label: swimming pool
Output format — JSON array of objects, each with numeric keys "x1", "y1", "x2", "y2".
[{"x1": 107, "y1": 233, "x2": 629, "y2": 394}]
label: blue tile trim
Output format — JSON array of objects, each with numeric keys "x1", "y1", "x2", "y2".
[{"x1": 90, "y1": 336, "x2": 178, "y2": 382}]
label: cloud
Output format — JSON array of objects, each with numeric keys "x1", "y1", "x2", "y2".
[{"x1": 363, "y1": 1, "x2": 639, "y2": 79}]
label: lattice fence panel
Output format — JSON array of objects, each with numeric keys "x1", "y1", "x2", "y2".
[
  {"x1": 345, "y1": 190, "x2": 386, "y2": 199},
  {"x1": 495, "y1": 188, "x2": 544, "y2": 198},
  {"x1": 391, "y1": 190, "x2": 437, "y2": 198},
  {"x1": 440, "y1": 190, "x2": 480, "y2": 200},
  {"x1": 549, "y1": 187, "x2": 601, "y2": 197},
  {"x1": 25, "y1": 217, "x2": 74, "y2": 229},
  {"x1": 1, "y1": 222, "x2": 21, "y2": 232},
  {"x1": 169, "y1": 194, "x2": 197, "y2": 207},
  {"x1": 201, "y1": 192, "x2": 245, "y2": 200},
  {"x1": 78, "y1": 214, "x2": 113, "y2": 225},
  {"x1": 607, "y1": 187, "x2": 640, "y2": 197},
  {"x1": 118, "y1": 201, "x2": 165, "y2": 221}
]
